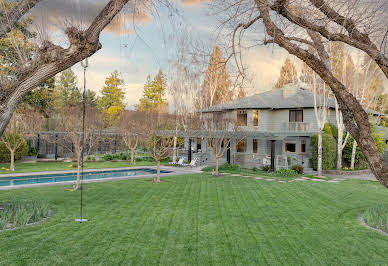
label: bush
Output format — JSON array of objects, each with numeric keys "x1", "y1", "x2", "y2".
[
  {"x1": 272, "y1": 168, "x2": 298, "y2": 178},
  {"x1": 0, "y1": 200, "x2": 49, "y2": 230},
  {"x1": 252, "y1": 167, "x2": 259, "y2": 172},
  {"x1": 261, "y1": 165, "x2": 270, "y2": 172},
  {"x1": 291, "y1": 164, "x2": 304, "y2": 174},
  {"x1": 102, "y1": 152, "x2": 128, "y2": 161},
  {"x1": 202, "y1": 163, "x2": 240, "y2": 172},
  {"x1": 0, "y1": 134, "x2": 29, "y2": 163},
  {"x1": 363, "y1": 204, "x2": 388, "y2": 233},
  {"x1": 311, "y1": 133, "x2": 337, "y2": 170}
]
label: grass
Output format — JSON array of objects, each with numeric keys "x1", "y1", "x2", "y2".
[
  {"x1": 0, "y1": 161, "x2": 163, "y2": 174},
  {"x1": 0, "y1": 173, "x2": 387, "y2": 265}
]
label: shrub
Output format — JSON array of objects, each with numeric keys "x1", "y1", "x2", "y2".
[
  {"x1": 0, "y1": 134, "x2": 29, "y2": 163},
  {"x1": 202, "y1": 163, "x2": 240, "y2": 172},
  {"x1": 291, "y1": 164, "x2": 304, "y2": 174},
  {"x1": 311, "y1": 133, "x2": 337, "y2": 170},
  {"x1": 0, "y1": 200, "x2": 49, "y2": 230},
  {"x1": 363, "y1": 204, "x2": 388, "y2": 233},
  {"x1": 261, "y1": 165, "x2": 270, "y2": 172},
  {"x1": 252, "y1": 167, "x2": 259, "y2": 172},
  {"x1": 272, "y1": 168, "x2": 298, "y2": 178}
]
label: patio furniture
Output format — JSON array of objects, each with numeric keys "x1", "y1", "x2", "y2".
[{"x1": 168, "y1": 158, "x2": 184, "y2": 166}]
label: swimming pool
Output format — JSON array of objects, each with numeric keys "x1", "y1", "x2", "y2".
[{"x1": 0, "y1": 168, "x2": 171, "y2": 187}]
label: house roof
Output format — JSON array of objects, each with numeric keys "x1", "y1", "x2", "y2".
[{"x1": 201, "y1": 84, "x2": 336, "y2": 112}]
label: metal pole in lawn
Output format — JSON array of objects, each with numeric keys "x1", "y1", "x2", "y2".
[{"x1": 75, "y1": 58, "x2": 89, "y2": 223}]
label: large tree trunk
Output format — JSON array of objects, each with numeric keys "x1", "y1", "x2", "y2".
[
  {"x1": 155, "y1": 160, "x2": 161, "y2": 183},
  {"x1": 317, "y1": 131, "x2": 322, "y2": 176},
  {"x1": 351, "y1": 139, "x2": 357, "y2": 169},
  {"x1": 0, "y1": 0, "x2": 130, "y2": 137},
  {"x1": 10, "y1": 150, "x2": 15, "y2": 171}
]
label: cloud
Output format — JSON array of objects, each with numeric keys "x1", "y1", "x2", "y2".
[
  {"x1": 30, "y1": 0, "x2": 151, "y2": 36},
  {"x1": 179, "y1": 0, "x2": 211, "y2": 8}
]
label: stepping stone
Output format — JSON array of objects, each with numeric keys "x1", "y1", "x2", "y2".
[
  {"x1": 255, "y1": 177, "x2": 263, "y2": 180},
  {"x1": 278, "y1": 181, "x2": 286, "y2": 183},
  {"x1": 294, "y1": 178, "x2": 306, "y2": 181},
  {"x1": 242, "y1": 176, "x2": 251, "y2": 178},
  {"x1": 231, "y1": 174, "x2": 242, "y2": 176},
  {"x1": 301, "y1": 177, "x2": 310, "y2": 179},
  {"x1": 264, "y1": 179, "x2": 275, "y2": 181},
  {"x1": 328, "y1": 180, "x2": 341, "y2": 183},
  {"x1": 311, "y1": 178, "x2": 326, "y2": 182}
]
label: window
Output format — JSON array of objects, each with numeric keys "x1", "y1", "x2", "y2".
[
  {"x1": 301, "y1": 140, "x2": 306, "y2": 153},
  {"x1": 236, "y1": 139, "x2": 247, "y2": 152},
  {"x1": 253, "y1": 139, "x2": 258, "y2": 153},
  {"x1": 253, "y1": 110, "x2": 259, "y2": 126},
  {"x1": 237, "y1": 110, "x2": 247, "y2": 126},
  {"x1": 289, "y1": 110, "x2": 303, "y2": 122},
  {"x1": 285, "y1": 143, "x2": 296, "y2": 152}
]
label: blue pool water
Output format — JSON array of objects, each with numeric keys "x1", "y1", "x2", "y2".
[{"x1": 0, "y1": 168, "x2": 171, "y2": 187}]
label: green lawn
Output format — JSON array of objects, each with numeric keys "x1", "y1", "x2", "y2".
[
  {"x1": 0, "y1": 161, "x2": 160, "y2": 174},
  {"x1": 1, "y1": 174, "x2": 388, "y2": 265}
]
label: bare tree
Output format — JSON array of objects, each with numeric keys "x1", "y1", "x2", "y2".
[
  {"x1": 116, "y1": 110, "x2": 146, "y2": 164},
  {"x1": 215, "y1": 0, "x2": 388, "y2": 187},
  {"x1": 51, "y1": 106, "x2": 102, "y2": 190},
  {"x1": 143, "y1": 110, "x2": 175, "y2": 183},
  {"x1": 202, "y1": 113, "x2": 240, "y2": 176},
  {"x1": 0, "y1": 107, "x2": 44, "y2": 171},
  {"x1": 0, "y1": 0, "x2": 140, "y2": 137}
]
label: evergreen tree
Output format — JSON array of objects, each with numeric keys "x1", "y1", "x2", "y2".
[
  {"x1": 23, "y1": 77, "x2": 56, "y2": 116},
  {"x1": 195, "y1": 46, "x2": 233, "y2": 109},
  {"x1": 274, "y1": 58, "x2": 297, "y2": 88},
  {"x1": 97, "y1": 70, "x2": 125, "y2": 124},
  {"x1": 137, "y1": 71, "x2": 168, "y2": 112},
  {"x1": 53, "y1": 68, "x2": 82, "y2": 109}
]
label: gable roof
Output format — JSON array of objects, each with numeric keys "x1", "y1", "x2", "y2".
[{"x1": 201, "y1": 84, "x2": 336, "y2": 112}]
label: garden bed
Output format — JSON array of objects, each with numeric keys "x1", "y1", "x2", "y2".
[
  {"x1": 0, "y1": 201, "x2": 50, "y2": 232},
  {"x1": 322, "y1": 169, "x2": 371, "y2": 176}
]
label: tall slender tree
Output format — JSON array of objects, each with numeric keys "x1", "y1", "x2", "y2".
[
  {"x1": 274, "y1": 58, "x2": 298, "y2": 88},
  {"x1": 195, "y1": 46, "x2": 233, "y2": 109}
]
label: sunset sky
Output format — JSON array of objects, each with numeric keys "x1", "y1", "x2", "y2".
[{"x1": 30, "y1": 0, "x2": 301, "y2": 108}]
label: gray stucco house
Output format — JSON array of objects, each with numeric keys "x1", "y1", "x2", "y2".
[{"x1": 179, "y1": 83, "x2": 338, "y2": 171}]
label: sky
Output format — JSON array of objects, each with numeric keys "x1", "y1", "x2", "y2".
[
  {"x1": 27, "y1": 0, "x2": 293, "y2": 109},
  {"x1": 31, "y1": 0, "x2": 387, "y2": 110}
]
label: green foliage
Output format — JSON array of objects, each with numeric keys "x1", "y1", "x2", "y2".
[
  {"x1": 27, "y1": 146, "x2": 38, "y2": 156},
  {"x1": 137, "y1": 71, "x2": 168, "y2": 112},
  {"x1": 53, "y1": 68, "x2": 82, "y2": 109},
  {"x1": 202, "y1": 163, "x2": 239, "y2": 172},
  {"x1": 363, "y1": 204, "x2": 388, "y2": 233},
  {"x1": 0, "y1": 134, "x2": 28, "y2": 162},
  {"x1": 261, "y1": 165, "x2": 270, "y2": 172},
  {"x1": 323, "y1": 123, "x2": 338, "y2": 138},
  {"x1": 291, "y1": 165, "x2": 304, "y2": 174},
  {"x1": 23, "y1": 77, "x2": 56, "y2": 116},
  {"x1": 342, "y1": 123, "x2": 386, "y2": 167},
  {"x1": 311, "y1": 133, "x2": 337, "y2": 170},
  {"x1": 272, "y1": 168, "x2": 298, "y2": 178},
  {"x1": 97, "y1": 70, "x2": 125, "y2": 124},
  {"x1": 0, "y1": 200, "x2": 49, "y2": 230}
]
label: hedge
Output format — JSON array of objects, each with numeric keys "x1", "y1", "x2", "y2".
[
  {"x1": 0, "y1": 134, "x2": 29, "y2": 163},
  {"x1": 311, "y1": 133, "x2": 337, "y2": 170}
]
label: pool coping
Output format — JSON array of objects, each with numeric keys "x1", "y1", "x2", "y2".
[{"x1": 0, "y1": 166, "x2": 201, "y2": 190}]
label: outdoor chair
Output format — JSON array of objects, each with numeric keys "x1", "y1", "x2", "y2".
[
  {"x1": 168, "y1": 157, "x2": 184, "y2": 166},
  {"x1": 183, "y1": 158, "x2": 198, "y2": 168}
]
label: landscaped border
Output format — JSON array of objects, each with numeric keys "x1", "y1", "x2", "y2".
[
  {"x1": 360, "y1": 216, "x2": 388, "y2": 237},
  {"x1": 0, "y1": 210, "x2": 52, "y2": 233}
]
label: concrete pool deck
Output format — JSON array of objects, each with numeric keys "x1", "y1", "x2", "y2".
[{"x1": 0, "y1": 166, "x2": 202, "y2": 190}]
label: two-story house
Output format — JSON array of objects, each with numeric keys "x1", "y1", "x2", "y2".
[{"x1": 180, "y1": 83, "x2": 337, "y2": 171}]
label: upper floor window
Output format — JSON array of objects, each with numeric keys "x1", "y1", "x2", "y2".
[
  {"x1": 253, "y1": 110, "x2": 259, "y2": 126},
  {"x1": 237, "y1": 110, "x2": 247, "y2": 126},
  {"x1": 289, "y1": 110, "x2": 303, "y2": 122}
]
